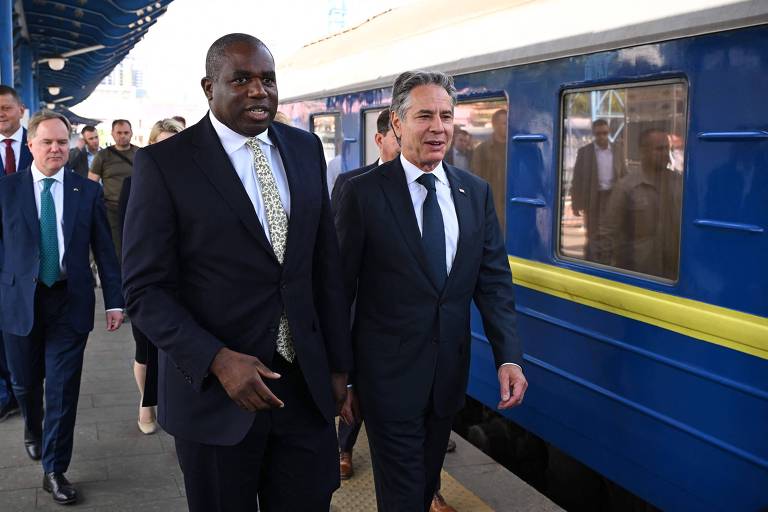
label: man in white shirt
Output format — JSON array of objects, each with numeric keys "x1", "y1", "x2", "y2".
[
  {"x1": 336, "y1": 70, "x2": 528, "y2": 512},
  {"x1": 0, "y1": 110, "x2": 124, "y2": 505},
  {"x1": 570, "y1": 119, "x2": 626, "y2": 263}
]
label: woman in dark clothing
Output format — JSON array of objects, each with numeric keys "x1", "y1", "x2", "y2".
[{"x1": 119, "y1": 118, "x2": 184, "y2": 434}]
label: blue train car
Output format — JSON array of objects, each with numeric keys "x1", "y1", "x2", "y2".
[{"x1": 279, "y1": 2, "x2": 768, "y2": 509}]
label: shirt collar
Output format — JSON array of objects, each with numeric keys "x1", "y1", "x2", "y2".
[
  {"x1": 400, "y1": 154, "x2": 448, "y2": 187},
  {"x1": 3, "y1": 125, "x2": 23, "y2": 143},
  {"x1": 31, "y1": 162, "x2": 65, "y2": 184},
  {"x1": 209, "y1": 111, "x2": 273, "y2": 156},
  {"x1": 594, "y1": 142, "x2": 612, "y2": 152}
]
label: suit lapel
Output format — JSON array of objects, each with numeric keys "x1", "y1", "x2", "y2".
[
  {"x1": 444, "y1": 164, "x2": 472, "y2": 292},
  {"x1": 62, "y1": 171, "x2": 79, "y2": 252},
  {"x1": 190, "y1": 116, "x2": 277, "y2": 262},
  {"x1": 378, "y1": 159, "x2": 436, "y2": 290},
  {"x1": 19, "y1": 170, "x2": 38, "y2": 239}
]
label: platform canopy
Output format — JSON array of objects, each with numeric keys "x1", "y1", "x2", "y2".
[{"x1": 1, "y1": 0, "x2": 174, "y2": 113}]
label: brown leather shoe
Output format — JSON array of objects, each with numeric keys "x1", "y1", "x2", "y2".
[
  {"x1": 430, "y1": 491, "x2": 457, "y2": 512},
  {"x1": 339, "y1": 451, "x2": 354, "y2": 480}
]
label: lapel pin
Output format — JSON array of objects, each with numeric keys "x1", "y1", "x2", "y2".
[
  {"x1": 458, "y1": 188, "x2": 466, "y2": 194},
  {"x1": 73, "y1": 188, "x2": 79, "y2": 192}
]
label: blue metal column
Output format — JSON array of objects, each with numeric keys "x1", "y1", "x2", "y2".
[
  {"x1": 0, "y1": 0, "x2": 13, "y2": 86},
  {"x1": 19, "y1": 44, "x2": 34, "y2": 108}
]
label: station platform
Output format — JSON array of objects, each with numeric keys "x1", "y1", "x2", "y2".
[{"x1": 0, "y1": 296, "x2": 561, "y2": 511}]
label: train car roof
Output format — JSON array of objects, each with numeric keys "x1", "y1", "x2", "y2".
[{"x1": 277, "y1": 0, "x2": 768, "y2": 102}]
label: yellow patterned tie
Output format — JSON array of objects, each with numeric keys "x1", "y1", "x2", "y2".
[{"x1": 245, "y1": 137, "x2": 295, "y2": 363}]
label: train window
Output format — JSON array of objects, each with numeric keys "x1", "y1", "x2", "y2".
[
  {"x1": 311, "y1": 113, "x2": 342, "y2": 195},
  {"x1": 363, "y1": 108, "x2": 387, "y2": 166},
  {"x1": 452, "y1": 99, "x2": 509, "y2": 232},
  {"x1": 558, "y1": 81, "x2": 687, "y2": 280}
]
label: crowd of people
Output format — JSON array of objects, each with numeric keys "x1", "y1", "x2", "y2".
[{"x1": 0, "y1": 33, "x2": 530, "y2": 511}]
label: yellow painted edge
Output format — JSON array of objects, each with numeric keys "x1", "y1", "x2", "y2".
[{"x1": 508, "y1": 256, "x2": 768, "y2": 360}]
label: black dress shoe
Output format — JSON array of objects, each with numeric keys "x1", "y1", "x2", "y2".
[
  {"x1": 25, "y1": 441, "x2": 42, "y2": 461},
  {"x1": 0, "y1": 401, "x2": 19, "y2": 422},
  {"x1": 43, "y1": 472, "x2": 78, "y2": 505}
]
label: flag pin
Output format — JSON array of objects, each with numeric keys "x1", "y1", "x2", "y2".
[
  {"x1": 458, "y1": 188, "x2": 466, "y2": 194},
  {"x1": 73, "y1": 188, "x2": 80, "y2": 192}
]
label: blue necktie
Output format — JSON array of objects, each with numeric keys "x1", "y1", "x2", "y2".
[
  {"x1": 417, "y1": 173, "x2": 447, "y2": 289},
  {"x1": 38, "y1": 178, "x2": 60, "y2": 287}
]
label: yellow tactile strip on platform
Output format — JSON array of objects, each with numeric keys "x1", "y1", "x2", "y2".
[{"x1": 331, "y1": 425, "x2": 494, "y2": 511}]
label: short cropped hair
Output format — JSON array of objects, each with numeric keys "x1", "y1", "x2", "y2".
[
  {"x1": 81, "y1": 125, "x2": 97, "y2": 135},
  {"x1": 639, "y1": 128, "x2": 668, "y2": 147},
  {"x1": 205, "y1": 33, "x2": 270, "y2": 79},
  {"x1": 28, "y1": 110, "x2": 72, "y2": 139},
  {"x1": 592, "y1": 119, "x2": 609, "y2": 129},
  {"x1": 376, "y1": 109, "x2": 391, "y2": 136},
  {"x1": 390, "y1": 70, "x2": 456, "y2": 121},
  {"x1": 112, "y1": 119, "x2": 131, "y2": 130},
  {"x1": 0, "y1": 85, "x2": 22, "y2": 104},
  {"x1": 148, "y1": 118, "x2": 184, "y2": 145}
]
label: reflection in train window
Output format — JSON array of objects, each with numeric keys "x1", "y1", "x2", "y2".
[
  {"x1": 363, "y1": 108, "x2": 387, "y2": 166},
  {"x1": 558, "y1": 81, "x2": 687, "y2": 280},
  {"x1": 451, "y1": 99, "x2": 508, "y2": 232},
  {"x1": 311, "y1": 113, "x2": 342, "y2": 195}
]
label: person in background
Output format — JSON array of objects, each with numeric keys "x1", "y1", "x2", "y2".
[
  {"x1": 570, "y1": 119, "x2": 626, "y2": 263},
  {"x1": 444, "y1": 128, "x2": 472, "y2": 170},
  {"x1": 171, "y1": 115, "x2": 186, "y2": 128},
  {"x1": 470, "y1": 109, "x2": 508, "y2": 229},
  {"x1": 118, "y1": 118, "x2": 184, "y2": 435},
  {"x1": 89, "y1": 119, "x2": 138, "y2": 259},
  {"x1": 604, "y1": 128, "x2": 681, "y2": 279},
  {"x1": 0, "y1": 85, "x2": 32, "y2": 424},
  {"x1": 0, "y1": 110, "x2": 124, "y2": 505},
  {"x1": 68, "y1": 125, "x2": 101, "y2": 178}
]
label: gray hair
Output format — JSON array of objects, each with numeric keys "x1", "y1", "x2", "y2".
[
  {"x1": 390, "y1": 70, "x2": 457, "y2": 121},
  {"x1": 28, "y1": 110, "x2": 72, "y2": 139}
]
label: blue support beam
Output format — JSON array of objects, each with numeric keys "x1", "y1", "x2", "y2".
[
  {"x1": 19, "y1": 43, "x2": 34, "y2": 110},
  {"x1": 0, "y1": 0, "x2": 13, "y2": 85}
]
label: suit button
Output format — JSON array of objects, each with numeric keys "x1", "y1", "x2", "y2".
[{"x1": 280, "y1": 282, "x2": 287, "y2": 290}]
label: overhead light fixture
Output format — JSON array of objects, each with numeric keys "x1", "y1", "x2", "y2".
[
  {"x1": 147, "y1": 5, "x2": 153, "y2": 12},
  {"x1": 47, "y1": 85, "x2": 61, "y2": 96},
  {"x1": 129, "y1": 22, "x2": 135, "y2": 28},
  {"x1": 145, "y1": 16, "x2": 151, "y2": 22},
  {"x1": 137, "y1": 19, "x2": 144, "y2": 25},
  {"x1": 136, "y1": 9, "x2": 144, "y2": 16},
  {"x1": 155, "y1": 2, "x2": 161, "y2": 8},
  {"x1": 46, "y1": 103, "x2": 56, "y2": 109},
  {"x1": 48, "y1": 58, "x2": 65, "y2": 71},
  {"x1": 53, "y1": 96, "x2": 74, "y2": 104}
]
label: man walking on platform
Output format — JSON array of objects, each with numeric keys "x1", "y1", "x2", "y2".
[
  {"x1": 122, "y1": 33, "x2": 351, "y2": 512},
  {"x1": 0, "y1": 110, "x2": 124, "y2": 505},
  {"x1": 0, "y1": 85, "x2": 33, "y2": 423},
  {"x1": 336, "y1": 70, "x2": 528, "y2": 511},
  {"x1": 88, "y1": 119, "x2": 137, "y2": 257},
  {"x1": 68, "y1": 125, "x2": 101, "y2": 178}
]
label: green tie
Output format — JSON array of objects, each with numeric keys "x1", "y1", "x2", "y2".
[{"x1": 38, "y1": 178, "x2": 60, "y2": 287}]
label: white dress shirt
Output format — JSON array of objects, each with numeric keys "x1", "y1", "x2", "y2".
[
  {"x1": 1, "y1": 125, "x2": 24, "y2": 171},
  {"x1": 209, "y1": 112, "x2": 291, "y2": 245},
  {"x1": 401, "y1": 155, "x2": 459, "y2": 275},
  {"x1": 403, "y1": 156, "x2": 521, "y2": 372},
  {"x1": 595, "y1": 143, "x2": 614, "y2": 191},
  {"x1": 31, "y1": 163, "x2": 66, "y2": 274}
]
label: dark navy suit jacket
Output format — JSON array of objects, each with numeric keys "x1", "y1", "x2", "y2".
[
  {"x1": 336, "y1": 157, "x2": 523, "y2": 421},
  {"x1": 0, "y1": 168, "x2": 123, "y2": 335},
  {"x1": 5, "y1": 128, "x2": 33, "y2": 175},
  {"x1": 122, "y1": 115, "x2": 351, "y2": 446}
]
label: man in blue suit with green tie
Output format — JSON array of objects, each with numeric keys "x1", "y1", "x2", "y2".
[{"x1": 0, "y1": 110, "x2": 124, "y2": 505}]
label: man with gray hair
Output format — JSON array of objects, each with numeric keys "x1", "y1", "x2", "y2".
[
  {"x1": 336, "y1": 70, "x2": 528, "y2": 511},
  {"x1": 0, "y1": 110, "x2": 124, "y2": 505}
]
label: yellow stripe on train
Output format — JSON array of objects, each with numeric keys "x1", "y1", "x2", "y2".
[{"x1": 508, "y1": 256, "x2": 768, "y2": 360}]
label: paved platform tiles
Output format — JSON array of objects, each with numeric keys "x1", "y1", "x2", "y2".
[{"x1": 0, "y1": 296, "x2": 561, "y2": 511}]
